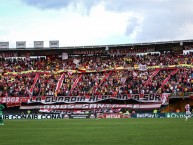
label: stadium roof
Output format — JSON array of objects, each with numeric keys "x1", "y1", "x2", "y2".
[{"x1": 0, "y1": 39, "x2": 193, "y2": 52}]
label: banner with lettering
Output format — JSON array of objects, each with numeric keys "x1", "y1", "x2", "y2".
[
  {"x1": 97, "y1": 113, "x2": 131, "y2": 119},
  {"x1": 25, "y1": 94, "x2": 168, "y2": 104},
  {"x1": 0, "y1": 94, "x2": 169, "y2": 105},
  {"x1": 20, "y1": 103, "x2": 161, "y2": 110}
]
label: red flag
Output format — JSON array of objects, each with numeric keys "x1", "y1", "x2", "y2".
[
  {"x1": 29, "y1": 73, "x2": 40, "y2": 95},
  {"x1": 55, "y1": 73, "x2": 65, "y2": 93},
  {"x1": 70, "y1": 74, "x2": 83, "y2": 92}
]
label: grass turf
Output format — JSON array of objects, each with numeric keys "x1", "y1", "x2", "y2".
[{"x1": 0, "y1": 118, "x2": 193, "y2": 145}]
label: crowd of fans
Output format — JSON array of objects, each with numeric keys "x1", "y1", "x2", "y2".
[{"x1": 0, "y1": 51, "x2": 193, "y2": 98}]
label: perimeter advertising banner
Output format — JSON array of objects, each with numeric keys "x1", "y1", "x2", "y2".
[
  {"x1": 166, "y1": 113, "x2": 192, "y2": 118},
  {"x1": 131, "y1": 113, "x2": 166, "y2": 118},
  {"x1": 2, "y1": 113, "x2": 191, "y2": 119},
  {"x1": 2, "y1": 114, "x2": 63, "y2": 120},
  {"x1": 67, "y1": 114, "x2": 95, "y2": 119},
  {"x1": 97, "y1": 113, "x2": 131, "y2": 118},
  {"x1": 2, "y1": 114, "x2": 95, "y2": 119}
]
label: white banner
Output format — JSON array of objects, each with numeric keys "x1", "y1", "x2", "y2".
[
  {"x1": 73, "y1": 58, "x2": 80, "y2": 65},
  {"x1": 62, "y1": 53, "x2": 68, "y2": 60},
  {"x1": 16, "y1": 41, "x2": 26, "y2": 48},
  {"x1": 0, "y1": 42, "x2": 9, "y2": 49},
  {"x1": 139, "y1": 64, "x2": 147, "y2": 71},
  {"x1": 20, "y1": 103, "x2": 162, "y2": 110},
  {"x1": 49, "y1": 40, "x2": 59, "y2": 48},
  {"x1": 34, "y1": 41, "x2": 44, "y2": 48}
]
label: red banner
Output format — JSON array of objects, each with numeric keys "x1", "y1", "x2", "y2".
[
  {"x1": 145, "y1": 69, "x2": 160, "y2": 86},
  {"x1": 70, "y1": 74, "x2": 83, "y2": 92},
  {"x1": 94, "y1": 71, "x2": 112, "y2": 93},
  {"x1": 55, "y1": 73, "x2": 65, "y2": 93},
  {"x1": 29, "y1": 73, "x2": 40, "y2": 95}
]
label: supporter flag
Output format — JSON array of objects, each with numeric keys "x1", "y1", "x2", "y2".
[
  {"x1": 157, "y1": 69, "x2": 179, "y2": 92},
  {"x1": 144, "y1": 69, "x2": 160, "y2": 86},
  {"x1": 94, "y1": 71, "x2": 112, "y2": 93},
  {"x1": 62, "y1": 53, "x2": 68, "y2": 60},
  {"x1": 139, "y1": 64, "x2": 147, "y2": 71},
  {"x1": 171, "y1": 69, "x2": 179, "y2": 75},
  {"x1": 55, "y1": 73, "x2": 65, "y2": 95},
  {"x1": 78, "y1": 66, "x2": 87, "y2": 72},
  {"x1": 29, "y1": 73, "x2": 40, "y2": 95},
  {"x1": 70, "y1": 74, "x2": 83, "y2": 92},
  {"x1": 73, "y1": 58, "x2": 80, "y2": 65}
]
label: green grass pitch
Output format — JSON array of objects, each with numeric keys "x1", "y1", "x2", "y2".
[{"x1": 0, "y1": 118, "x2": 192, "y2": 145}]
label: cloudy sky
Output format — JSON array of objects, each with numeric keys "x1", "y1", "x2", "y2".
[{"x1": 0, "y1": 0, "x2": 193, "y2": 48}]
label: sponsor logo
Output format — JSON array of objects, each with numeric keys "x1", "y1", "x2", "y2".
[{"x1": 2, "y1": 114, "x2": 62, "y2": 119}]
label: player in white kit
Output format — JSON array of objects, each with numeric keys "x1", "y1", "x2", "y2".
[{"x1": 185, "y1": 103, "x2": 191, "y2": 121}]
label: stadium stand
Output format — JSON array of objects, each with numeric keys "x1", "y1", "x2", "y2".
[
  {"x1": 0, "y1": 40, "x2": 193, "y2": 115},
  {"x1": 0, "y1": 52, "x2": 193, "y2": 97}
]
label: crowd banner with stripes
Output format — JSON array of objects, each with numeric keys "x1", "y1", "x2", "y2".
[
  {"x1": 70, "y1": 74, "x2": 83, "y2": 92},
  {"x1": 28, "y1": 73, "x2": 40, "y2": 95},
  {"x1": 158, "y1": 69, "x2": 179, "y2": 91},
  {"x1": 55, "y1": 73, "x2": 65, "y2": 94},
  {"x1": 145, "y1": 69, "x2": 160, "y2": 86},
  {"x1": 94, "y1": 71, "x2": 112, "y2": 93}
]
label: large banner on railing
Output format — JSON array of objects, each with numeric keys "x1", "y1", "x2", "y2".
[
  {"x1": 19, "y1": 103, "x2": 162, "y2": 110},
  {"x1": 3, "y1": 64, "x2": 193, "y2": 76},
  {"x1": 0, "y1": 94, "x2": 169, "y2": 105},
  {"x1": 26, "y1": 94, "x2": 169, "y2": 104}
]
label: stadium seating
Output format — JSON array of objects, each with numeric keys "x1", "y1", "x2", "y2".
[{"x1": 0, "y1": 52, "x2": 193, "y2": 98}]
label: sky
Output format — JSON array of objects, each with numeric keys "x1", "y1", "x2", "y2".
[{"x1": 0, "y1": 0, "x2": 193, "y2": 48}]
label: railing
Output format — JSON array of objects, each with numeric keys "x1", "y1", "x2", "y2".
[{"x1": 169, "y1": 92, "x2": 193, "y2": 98}]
